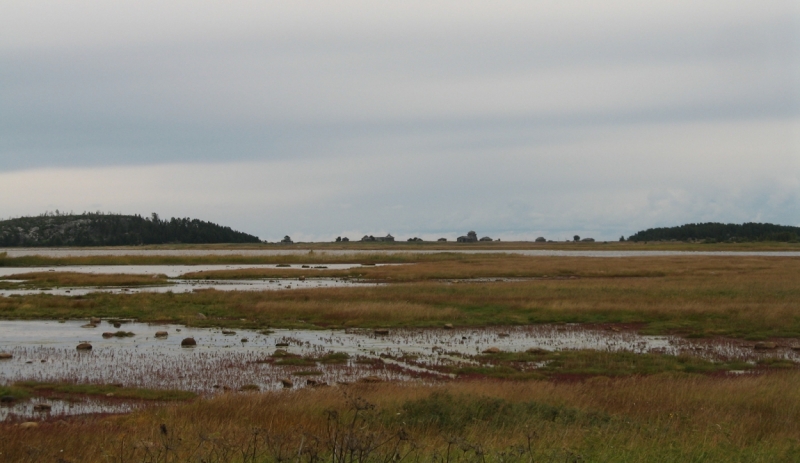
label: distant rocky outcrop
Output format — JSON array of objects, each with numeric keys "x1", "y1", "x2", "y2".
[
  {"x1": 0, "y1": 212, "x2": 260, "y2": 246},
  {"x1": 361, "y1": 234, "x2": 395, "y2": 242},
  {"x1": 457, "y1": 231, "x2": 478, "y2": 243}
]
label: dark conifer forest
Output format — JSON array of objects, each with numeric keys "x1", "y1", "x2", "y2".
[
  {"x1": 629, "y1": 222, "x2": 800, "y2": 242},
  {"x1": 0, "y1": 212, "x2": 261, "y2": 246}
]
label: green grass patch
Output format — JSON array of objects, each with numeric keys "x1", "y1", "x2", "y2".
[{"x1": 456, "y1": 350, "x2": 758, "y2": 379}]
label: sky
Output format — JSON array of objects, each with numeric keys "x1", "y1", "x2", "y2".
[{"x1": 1, "y1": 1, "x2": 798, "y2": 242}]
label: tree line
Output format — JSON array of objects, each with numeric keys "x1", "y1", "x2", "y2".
[
  {"x1": 628, "y1": 222, "x2": 800, "y2": 243},
  {"x1": 0, "y1": 213, "x2": 261, "y2": 246}
]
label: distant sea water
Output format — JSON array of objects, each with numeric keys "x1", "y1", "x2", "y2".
[{"x1": 2, "y1": 248, "x2": 800, "y2": 258}]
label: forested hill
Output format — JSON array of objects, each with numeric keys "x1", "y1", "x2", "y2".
[
  {"x1": 629, "y1": 222, "x2": 800, "y2": 242},
  {"x1": 0, "y1": 213, "x2": 261, "y2": 246}
]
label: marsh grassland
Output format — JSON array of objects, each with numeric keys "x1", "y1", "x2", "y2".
[{"x1": 1, "y1": 252, "x2": 799, "y2": 461}]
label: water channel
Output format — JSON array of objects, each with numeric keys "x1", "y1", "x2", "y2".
[{"x1": 2, "y1": 320, "x2": 798, "y2": 421}]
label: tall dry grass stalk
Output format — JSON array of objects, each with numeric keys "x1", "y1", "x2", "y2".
[{"x1": 3, "y1": 373, "x2": 799, "y2": 462}]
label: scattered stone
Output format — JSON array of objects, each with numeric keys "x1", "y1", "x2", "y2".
[
  {"x1": 482, "y1": 347, "x2": 502, "y2": 354},
  {"x1": 0, "y1": 352, "x2": 12, "y2": 360},
  {"x1": 33, "y1": 403, "x2": 52, "y2": 412},
  {"x1": 102, "y1": 332, "x2": 114, "y2": 338},
  {"x1": 241, "y1": 338, "x2": 248, "y2": 343},
  {"x1": 275, "y1": 342, "x2": 290, "y2": 347},
  {"x1": 181, "y1": 337, "x2": 197, "y2": 347},
  {"x1": 81, "y1": 323, "x2": 97, "y2": 329},
  {"x1": 90, "y1": 318, "x2": 101, "y2": 324},
  {"x1": 299, "y1": 276, "x2": 306, "y2": 281},
  {"x1": 176, "y1": 328, "x2": 182, "y2": 332},
  {"x1": 374, "y1": 329, "x2": 390, "y2": 335},
  {"x1": 754, "y1": 342, "x2": 777, "y2": 350},
  {"x1": 360, "y1": 376, "x2": 383, "y2": 383},
  {"x1": 498, "y1": 333, "x2": 510, "y2": 338},
  {"x1": 113, "y1": 322, "x2": 122, "y2": 328},
  {"x1": 221, "y1": 330, "x2": 236, "y2": 335},
  {"x1": 443, "y1": 324, "x2": 454, "y2": 330},
  {"x1": 19, "y1": 422, "x2": 38, "y2": 429},
  {"x1": 76, "y1": 343, "x2": 92, "y2": 351},
  {"x1": 154, "y1": 331, "x2": 168, "y2": 338},
  {"x1": 272, "y1": 349, "x2": 289, "y2": 357},
  {"x1": 280, "y1": 378, "x2": 293, "y2": 388}
]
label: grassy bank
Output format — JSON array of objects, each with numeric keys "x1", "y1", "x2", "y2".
[
  {"x1": 3, "y1": 373, "x2": 799, "y2": 462},
  {"x1": 2, "y1": 256, "x2": 799, "y2": 338},
  {"x1": 0, "y1": 381, "x2": 195, "y2": 401},
  {"x1": 0, "y1": 272, "x2": 170, "y2": 289}
]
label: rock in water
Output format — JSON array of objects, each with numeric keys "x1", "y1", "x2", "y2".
[
  {"x1": 360, "y1": 376, "x2": 383, "y2": 383},
  {"x1": 154, "y1": 331, "x2": 169, "y2": 338},
  {"x1": 181, "y1": 337, "x2": 197, "y2": 347},
  {"x1": 33, "y1": 404, "x2": 52, "y2": 412},
  {"x1": 0, "y1": 352, "x2": 12, "y2": 360},
  {"x1": 76, "y1": 343, "x2": 92, "y2": 350},
  {"x1": 754, "y1": 342, "x2": 777, "y2": 350}
]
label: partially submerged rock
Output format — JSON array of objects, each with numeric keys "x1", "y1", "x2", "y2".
[
  {"x1": 76, "y1": 342, "x2": 92, "y2": 350},
  {"x1": 154, "y1": 331, "x2": 169, "y2": 338},
  {"x1": 525, "y1": 347, "x2": 549, "y2": 355},
  {"x1": 221, "y1": 329, "x2": 236, "y2": 335},
  {"x1": 181, "y1": 337, "x2": 197, "y2": 347},
  {"x1": 360, "y1": 376, "x2": 383, "y2": 383},
  {"x1": 0, "y1": 352, "x2": 12, "y2": 360},
  {"x1": 33, "y1": 403, "x2": 52, "y2": 412},
  {"x1": 754, "y1": 342, "x2": 777, "y2": 350}
]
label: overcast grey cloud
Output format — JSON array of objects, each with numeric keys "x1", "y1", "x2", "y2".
[{"x1": 1, "y1": 1, "x2": 798, "y2": 240}]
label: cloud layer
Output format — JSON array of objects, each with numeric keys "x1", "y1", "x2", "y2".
[{"x1": 1, "y1": 1, "x2": 798, "y2": 240}]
